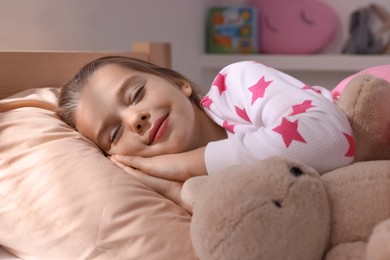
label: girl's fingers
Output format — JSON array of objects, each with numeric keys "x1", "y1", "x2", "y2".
[
  {"x1": 112, "y1": 159, "x2": 191, "y2": 212},
  {"x1": 113, "y1": 155, "x2": 186, "y2": 181},
  {"x1": 114, "y1": 155, "x2": 151, "y2": 173}
]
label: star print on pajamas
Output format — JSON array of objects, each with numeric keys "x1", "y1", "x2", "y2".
[
  {"x1": 200, "y1": 96, "x2": 213, "y2": 109},
  {"x1": 290, "y1": 100, "x2": 315, "y2": 116},
  {"x1": 303, "y1": 85, "x2": 322, "y2": 94},
  {"x1": 272, "y1": 117, "x2": 306, "y2": 147},
  {"x1": 201, "y1": 61, "x2": 355, "y2": 175},
  {"x1": 212, "y1": 73, "x2": 227, "y2": 95},
  {"x1": 235, "y1": 106, "x2": 251, "y2": 122},
  {"x1": 248, "y1": 76, "x2": 272, "y2": 104},
  {"x1": 223, "y1": 121, "x2": 235, "y2": 133},
  {"x1": 343, "y1": 133, "x2": 356, "y2": 157}
]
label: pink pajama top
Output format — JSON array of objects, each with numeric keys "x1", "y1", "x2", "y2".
[{"x1": 201, "y1": 61, "x2": 355, "y2": 175}]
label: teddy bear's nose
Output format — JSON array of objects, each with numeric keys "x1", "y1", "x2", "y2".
[
  {"x1": 290, "y1": 167, "x2": 303, "y2": 177},
  {"x1": 273, "y1": 200, "x2": 282, "y2": 208}
]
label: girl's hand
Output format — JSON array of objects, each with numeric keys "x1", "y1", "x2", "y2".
[
  {"x1": 111, "y1": 157, "x2": 192, "y2": 213},
  {"x1": 111, "y1": 147, "x2": 207, "y2": 182}
]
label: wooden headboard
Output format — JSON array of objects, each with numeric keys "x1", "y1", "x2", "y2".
[{"x1": 0, "y1": 42, "x2": 171, "y2": 99}]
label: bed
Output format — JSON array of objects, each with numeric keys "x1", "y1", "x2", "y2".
[{"x1": 0, "y1": 43, "x2": 197, "y2": 260}]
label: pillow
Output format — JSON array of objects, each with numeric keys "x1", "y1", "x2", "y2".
[
  {"x1": 331, "y1": 65, "x2": 390, "y2": 100},
  {"x1": 0, "y1": 88, "x2": 196, "y2": 260}
]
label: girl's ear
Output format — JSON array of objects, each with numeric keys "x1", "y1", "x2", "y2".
[{"x1": 180, "y1": 81, "x2": 193, "y2": 97}]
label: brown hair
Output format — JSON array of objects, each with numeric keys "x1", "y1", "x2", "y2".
[{"x1": 57, "y1": 56, "x2": 203, "y2": 129}]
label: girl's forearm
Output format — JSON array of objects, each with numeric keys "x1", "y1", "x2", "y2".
[{"x1": 181, "y1": 146, "x2": 208, "y2": 177}]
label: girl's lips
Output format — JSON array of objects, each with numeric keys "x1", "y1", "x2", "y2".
[{"x1": 148, "y1": 114, "x2": 169, "y2": 144}]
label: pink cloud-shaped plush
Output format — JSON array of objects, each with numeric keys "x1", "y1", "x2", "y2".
[{"x1": 251, "y1": 0, "x2": 339, "y2": 54}]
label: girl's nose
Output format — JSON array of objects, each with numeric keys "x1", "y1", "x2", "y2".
[{"x1": 128, "y1": 112, "x2": 149, "y2": 134}]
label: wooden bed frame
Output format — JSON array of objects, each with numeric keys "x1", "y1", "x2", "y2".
[{"x1": 0, "y1": 42, "x2": 171, "y2": 100}]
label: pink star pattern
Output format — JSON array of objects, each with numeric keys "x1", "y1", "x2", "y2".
[
  {"x1": 223, "y1": 121, "x2": 235, "y2": 133},
  {"x1": 213, "y1": 73, "x2": 227, "y2": 95},
  {"x1": 343, "y1": 133, "x2": 356, "y2": 157},
  {"x1": 200, "y1": 96, "x2": 213, "y2": 109},
  {"x1": 302, "y1": 85, "x2": 321, "y2": 94},
  {"x1": 200, "y1": 62, "x2": 356, "y2": 174},
  {"x1": 289, "y1": 100, "x2": 315, "y2": 116},
  {"x1": 272, "y1": 117, "x2": 306, "y2": 148},
  {"x1": 235, "y1": 106, "x2": 251, "y2": 122},
  {"x1": 248, "y1": 76, "x2": 272, "y2": 105}
]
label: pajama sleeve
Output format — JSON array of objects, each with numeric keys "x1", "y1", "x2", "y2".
[{"x1": 201, "y1": 61, "x2": 354, "y2": 175}]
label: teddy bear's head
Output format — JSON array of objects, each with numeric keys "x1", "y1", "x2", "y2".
[
  {"x1": 183, "y1": 157, "x2": 331, "y2": 260},
  {"x1": 337, "y1": 74, "x2": 390, "y2": 162}
]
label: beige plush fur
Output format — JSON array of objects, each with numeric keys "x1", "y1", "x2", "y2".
[
  {"x1": 182, "y1": 74, "x2": 390, "y2": 260},
  {"x1": 337, "y1": 75, "x2": 390, "y2": 161}
]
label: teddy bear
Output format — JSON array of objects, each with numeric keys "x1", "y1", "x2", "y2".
[
  {"x1": 182, "y1": 157, "x2": 390, "y2": 260},
  {"x1": 181, "y1": 72, "x2": 390, "y2": 260}
]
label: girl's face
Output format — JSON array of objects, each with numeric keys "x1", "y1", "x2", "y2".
[{"x1": 75, "y1": 64, "x2": 200, "y2": 157}]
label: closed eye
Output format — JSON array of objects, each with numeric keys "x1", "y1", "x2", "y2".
[
  {"x1": 300, "y1": 10, "x2": 314, "y2": 25},
  {"x1": 131, "y1": 86, "x2": 145, "y2": 105},
  {"x1": 264, "y1": 16, "x2": 278, "y2": 33},
  {"x1": 110, "y1": 124, "x2": 123, "y2": 144}
]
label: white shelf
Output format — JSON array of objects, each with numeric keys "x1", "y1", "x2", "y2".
[{"x1": 201, "y1": 54, "x2": 390, "y2": 72}]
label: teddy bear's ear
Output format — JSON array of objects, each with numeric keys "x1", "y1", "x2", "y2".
[{"x1": 181, "y1": 176, "x2": 209, "y2": 215}]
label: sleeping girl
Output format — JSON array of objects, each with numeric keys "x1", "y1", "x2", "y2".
[{"x1": 57, "y1": 57, "x2": 354, "y2": 207}]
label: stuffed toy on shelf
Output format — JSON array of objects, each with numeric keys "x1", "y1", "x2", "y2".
[
  {"x1": 250, "y1": 0, "x2": 338, "y2": 54},
  {"x1": 343, "y1": 4, "x2": 390, "y2": 54}
]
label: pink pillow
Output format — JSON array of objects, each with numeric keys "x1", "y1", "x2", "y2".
[{"x1": 331, "y1": 65, "x2": 390, "y2": 100}]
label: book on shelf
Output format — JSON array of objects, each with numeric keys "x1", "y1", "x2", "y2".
[{"x1": 206, "y1": 6, "x2": 258, "y2": 54}]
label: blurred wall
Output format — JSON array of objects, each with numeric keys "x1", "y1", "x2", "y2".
[
  {"x1": 0, "y1": 0, "x2": 204, "y2": 88},
  {"x1": 0, "y1": 0, "x2": 389, "y2": 91}
]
